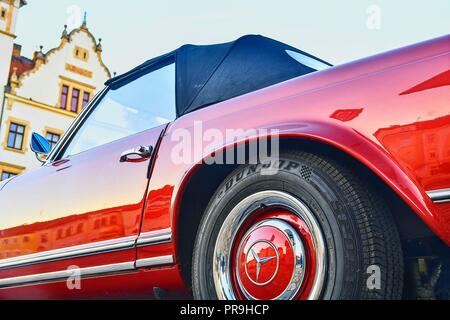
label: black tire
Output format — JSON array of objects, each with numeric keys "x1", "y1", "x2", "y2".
[{"x1": 192, "y1": 150, "x2": 404, "y2": 300}]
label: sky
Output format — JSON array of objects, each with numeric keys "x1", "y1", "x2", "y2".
[{"x1": 15, "y1": 0, "x2": 450, "y2": 76}]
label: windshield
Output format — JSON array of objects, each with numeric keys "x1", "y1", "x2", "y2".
[{"x1": 62, "y1": 63, "x2": 176, "y2": 158}]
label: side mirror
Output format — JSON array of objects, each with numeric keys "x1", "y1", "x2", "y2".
[{"x1": 31, "y1": 132, "x2": 51, "y2": 161}]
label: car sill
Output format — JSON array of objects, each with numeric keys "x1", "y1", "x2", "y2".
[
  {"x1": 136, "y1": 255, "x2": 174, "y2": 268},
  {"x1": 0, "y1": 236, "x2": 138, "y2": 270},
  {"x1": 136, "y1": 228, "x2": 172, "y2": 247},
  {"x1": 0, "y1": 261, "x2": 136, "y2": 289},
  {"x1": 0, "y1": 254, "x2": 175, "y2": 289},
  {"x1": 0, "y1": 228, "x2": 173, "y2": 270}
]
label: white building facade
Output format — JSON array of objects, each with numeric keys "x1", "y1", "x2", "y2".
[
  {"x1": 0, "y1": 0, "x2": 24, "y2": 108},
  {"x1": 0, "y1": 0, "x2": 110, "y2": 180}
]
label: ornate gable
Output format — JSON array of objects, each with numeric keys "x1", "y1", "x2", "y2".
[{"x1": 13, "y1": 23, "x2": 110, "y2": 108}]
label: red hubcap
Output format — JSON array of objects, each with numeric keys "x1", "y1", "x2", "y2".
[
  {"x1": 232, "y1": 210, "x2": 317, "y2": 300},
  {"x1": 237, "y1": 225, "x2": 296, "y2": 299}
]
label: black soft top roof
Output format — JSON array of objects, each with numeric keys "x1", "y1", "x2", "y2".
[{"x1": 106, "y1": 35, "x2": 331, "y2": 117}]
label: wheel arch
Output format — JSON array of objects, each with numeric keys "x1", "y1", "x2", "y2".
[{"x1": 173, "y1": 128, "x2": 441, "y2": 286}]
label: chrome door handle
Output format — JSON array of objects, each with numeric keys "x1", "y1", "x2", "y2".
[{"x1": 120, "y1": 146, "x2": 153, "y2": 162}]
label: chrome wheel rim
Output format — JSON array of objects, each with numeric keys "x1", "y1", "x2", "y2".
[{"x1": 213, "y1": 190, "x2": 327, "y2": 300}]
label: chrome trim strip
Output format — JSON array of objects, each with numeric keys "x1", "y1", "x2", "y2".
[
  {"x1": 0, "y1": 254, "x2": 176, "y2": 289},
  {"x1": 136, "y1": 228, "x2": 172, "y2": 247},
  {"x1": 0, "y1": 236, "x2": 137, "y2": 270},
  {"x1": 0, "y1": 261, "x2": 135, "y2": 289},
  {"x1": 135, "y1": 255, "x2": 174, "y2": 268},
  {"x1": 427, "y1": 188, "x2": 450, "y2": 203}
]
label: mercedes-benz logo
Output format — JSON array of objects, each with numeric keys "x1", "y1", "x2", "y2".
[{"x1": 244, "y1": 240, "x2": 280, "y2": 286}]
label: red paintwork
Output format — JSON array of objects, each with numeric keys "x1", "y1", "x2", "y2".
[
  {"x1": 0, "y1": 266, "x2": 186, "y2": 300},
  {"x1": 0, "y1": 125, "x2": 166, "y2": 296},
  {"x1": 400, "y1": 69, "x2": 450, "y2": 95},
  {"x1": 0, "y1": 126, "x2": 165, "y2": 261},
  {"x1": 0, "y1": 35, "x2": 449, "y2": 299}
]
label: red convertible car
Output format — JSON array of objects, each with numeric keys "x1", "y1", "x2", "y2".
[{"x1": 0, "y1": 34, "x2": 449, "y2": 300}]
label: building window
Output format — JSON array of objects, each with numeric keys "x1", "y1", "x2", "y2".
[
  {"x1": 73, "y1": 46, "x2": 89, "y2": 62},
  {"x1": 71, "y1": 88, "x2": 80, "y2": 112},
  {"x1": 43, "y1": 127, "x2": 64, "y2": 151},
  {"x1": 1, "y1": 171, "x2": 15, "y2": 181},
  {"x1": 59, "y1": 77, "x2": 95, "y2": 114},
  {"x1": 45, "y1": 132, "x2": 61, "y2": 150},
  {"x1": 82, "y1": 92, "x2": 90, "y2": 109},
  {"x1": 7, "y1": 122, "x2": 25, "y2": 150},
  {"x1": 0, "y1": 162, "x2": 25, "y2": 181},
  {"x1": 60, "y1": 85, "x2": 69, "y2": 109},
  {"x1": 4, "y1": 118, "x2": 29, "y2": 153}
]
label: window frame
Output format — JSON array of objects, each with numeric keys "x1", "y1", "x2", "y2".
[
  {"x1": 82, "y1": 91, "x2": 90, "y2": 109},
  {"x1": 70, "y1": 88, "x2": 80, "y2": 113},
  {"x1": 60, "y1": 85, "x2": 69, "y2": 109},
  {"x1": 0, "y1": 8, "x2": 7, "y2": 21},
  {"x1": 0, "y1": 162, "x2": 25, "y2": 181},
  {"x1": 1, "y1": 171, "x2": 15, "y2": 181},
  {"x1": 48, "y1": 56, "x2": 176, "y2": 163},
  {"x1": 42, "y1": 127, "x2": 64, "y2": 151},
  {"x1": 46, "y1": 132, "x2": 61, "y2": 150},
  {"x1": 7, "y1": 123, "x2": 25, "y2": 150},
  {"x1": 3, "y1": 117, "x2": 30, "y2": 154},
  {"x1": 58, "y1": 76, "x2": 95, "y2": 114},
  {"x1": 73, "y1": 46, "x2": 89, "y2": 62}
]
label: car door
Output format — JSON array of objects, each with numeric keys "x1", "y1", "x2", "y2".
[{"x1": 0, "y1": 60, "x2": 176, "y2": 288}]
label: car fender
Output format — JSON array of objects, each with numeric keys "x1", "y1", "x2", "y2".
[{"x1": 170, "y1": 120, "x2": 449, "y2": 245}]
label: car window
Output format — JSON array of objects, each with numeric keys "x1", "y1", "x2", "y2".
[{"x1": 62, "y1": 63, "x2": 176, "y2": 158}]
